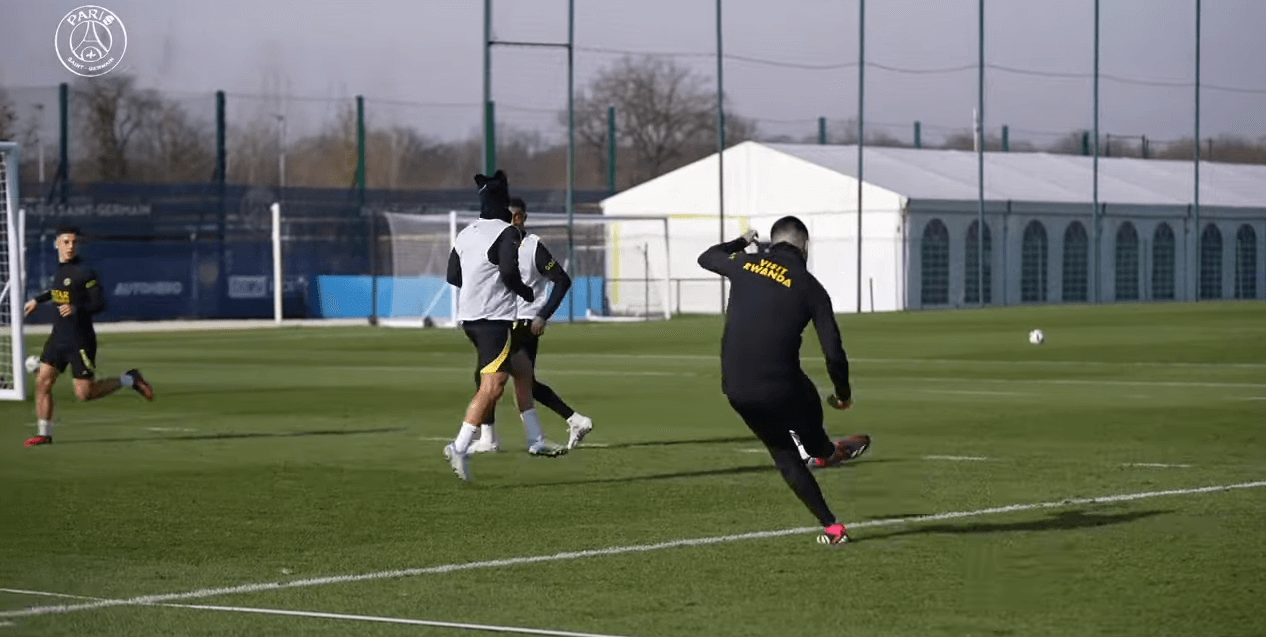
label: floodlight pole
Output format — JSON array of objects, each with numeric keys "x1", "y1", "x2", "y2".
[
  {"x1": 1092, "y1": 0, "x2": 1100, "y2": 304},
  {"x1": 1193, "y1": 0, "x2": 1202, "y2": 302},
  {"x1": 976, "y1": 0, "x2": 985, "y2": 308},
  {"x1": 857, "y1": 0, "x2": 865, "y2": 313},
  {"x1": 716, "y1": 0, "x2": 726, "y2": 314},
  {"x1": 482, "y1": 0, "x2": 494, "y2": 176},
  {"x1": 567, "y1": 0, "x2": 575, "y2": 322}
]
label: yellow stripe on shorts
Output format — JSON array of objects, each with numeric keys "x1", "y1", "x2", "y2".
[{"x1": 479, "y1": 329, "x2": 512, "y2": 375}]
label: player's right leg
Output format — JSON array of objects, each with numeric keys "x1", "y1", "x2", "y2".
[
  {"x1": 26, "y1": 360, "x2": 61, "y2": 446},
  {"x1": 523, "y1": 330, "x2": 593, "y2": 449},
  {"x1": 446, "y1": 320, "x2": 515, "y2": 480},
  {"x1": 728, "y1": 390, "x2": 846, "y2": 544},
  {"x1": 509, "y1": 348, "x2": 565, "y2": 457}
]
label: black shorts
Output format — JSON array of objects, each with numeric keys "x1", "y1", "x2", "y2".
[
  {"x1": 463, "y1": 319, "x2": 520, "y2": 375},
  {"x1": 511, "y1": 319, "x2": 540, "y2": 364},
  {"x1": 41, "y1": 338, "x2": 97, "y2": 379},
  {"x1": 726, "y1": 379, "x2": 832, "y2": 458}
]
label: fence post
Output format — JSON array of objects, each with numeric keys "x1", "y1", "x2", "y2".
[
  {"x1": 818, "y1": 117, "x2": 827, "y2": 145},
  {"x1": 914, "y1": 121, "x2": 921, "y2": 149}
]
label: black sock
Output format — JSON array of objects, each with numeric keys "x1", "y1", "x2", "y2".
[
  {"x1": 770, "y1": 446, "x2": 837, "y2": 527},
  {"x1": 532, "y1": 380, "x2": 575, "y2": 420}
]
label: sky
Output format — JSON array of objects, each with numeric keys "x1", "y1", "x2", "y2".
[{"x1": 1, "y1": 0, "x2": 1264, "y2": 147}]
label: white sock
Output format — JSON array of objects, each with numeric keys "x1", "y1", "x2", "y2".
[
  {"x1": 453, "y1": 422, "x2": 478, "y2": 454},
  {"x1": 479, "y1": 423, "x2": 498, "y2": 445},
  {"x1": 567, "y1": 413, "x2": 589, "y2": 426},
  {"x1": 119, "y1": 372, "x2": 135, "y2": 387},
  {"x1": 789, "y1": 431, "x2": 810, "y2": 461},
  {"x1": 520, "y1": 408, "x2": 544, "y2": 445},
  {"x1": 38, "y1": 419, "x2": 52, "y2": 437}
]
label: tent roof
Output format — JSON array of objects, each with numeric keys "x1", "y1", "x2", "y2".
[{"x1": 764, "y1": 142, "x2": 1266, "y2": 208}]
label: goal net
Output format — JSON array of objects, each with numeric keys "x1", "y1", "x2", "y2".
[
  {"x1": 377, "y1": 210, "x2": 671, "y2": 327},
  {"x1": 0, "y1": 142, "x2": 27, "y2": 400}
]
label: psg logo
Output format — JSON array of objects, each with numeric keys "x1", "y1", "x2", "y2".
[{"x1": 54, "y1": 5, "x2": 127, "y2": 77}]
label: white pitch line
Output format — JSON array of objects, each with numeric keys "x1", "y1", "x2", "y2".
[
  {"x1": 0, "y1": 588, "x2": 643, "y2": 637},
  {"x1": 918, "y1": 389, "x2": 1028, "y2": 396},
  {"x1": 923, "y1": 455, "x2": 990, "y2": 461},
  {"x1": 3, "y1": 480, "x2": 1263, "y2": 620},
  {"x1": 0, "y1": 588, "x2": 98, "y2": 601},
  {"x1": 1122, "y1": 463, "x2": 1192, "y2": 468},
  {"x1": 543, "y1": 353, "x2": 1266, "y2": 370},
  {"x1": 159, "y1": 603, "x2": 643, "y2": 637},
  {"x1": 901, "y1": 376, "x2": 1266, "y2": 389}
]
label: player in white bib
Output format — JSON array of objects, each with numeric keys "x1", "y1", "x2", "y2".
[
  {"x1": 441, "y1": 171, "x2": 539, "y2": 481},
  {"x1": 468, "y1": 198, "x2": 594, "y2": 454}
]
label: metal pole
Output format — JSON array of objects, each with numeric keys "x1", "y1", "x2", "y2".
[
  {"x1": 272, "y1": 202, "x2": 282, "y2": 325},
  {"x1": 276, "y1": 114, "x2": 286, "y2": 195},
  {"x1": 857, "y1": 0, "x2": 865, "y2": 314},
  {"x1": 483, "y1": 0, "x2": 494, "y2": 175},
  {"x1": 716, "y1": 0, "x2": 726, "y2": 314},
  {"x1": 57, "y1": 82, "x2": 68, "y2": 205},
  {"x1": 1093, "y1": 0, "x2": 1100, "y2": 303},
  {"x1": 914, "y1": 120, "x2": 921, "y2": 149},
  {"x1": 567, "y1": 0, "x2": 575, "y2": 322},
  {"x1": 977, "y1": 0, "x2": 985, "y2": 307},
  {"x1": 1194, "y1": 0, "x2": 1201, "y2": 301},
  {"x1": 818, "y1": 117, "x2": 827, "y2": 145},
  {"x1": 34, "y1": 104, "x2": 44, "y2": 184},
  {"x1": 607, "y1": 105, "x2": 617, "y2": 194},
  {"x1": 357, "y1": 96, "x2": 375, "y2": 322},
  {"x1": 1002, "y1": 124, "x2": 1009, "y2": 152},
  {"x1": 215, "y1": 91, "x2": 226, "y2": 186}
]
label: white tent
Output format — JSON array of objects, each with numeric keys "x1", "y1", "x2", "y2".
[{"x1": 601, "y1": 141, "x2": 1266, "y2": 314}]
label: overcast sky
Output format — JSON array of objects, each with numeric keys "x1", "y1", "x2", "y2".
[{"x1": 2, "y1": 0, "x2": 1263, "y2": 147}]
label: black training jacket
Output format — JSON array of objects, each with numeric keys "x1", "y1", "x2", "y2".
[{"x1": 697, "y1": 239, "x2": 850, "y2": 402}]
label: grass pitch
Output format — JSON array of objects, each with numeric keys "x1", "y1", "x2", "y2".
[{"x1": 1, "y1": 301, "x2": 1264, "y2": 636}]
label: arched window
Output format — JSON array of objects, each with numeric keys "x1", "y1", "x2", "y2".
[
  {"x1": 1021, "y1": 221, "x2": 1048, "y2": 303},
  {"x1": 921, "y1": 219, "x2": 950, "y2": 305},
  {"x1": 1061, "y1": 222, "x2": 1089, "y2": 302},
  {"x1": 1199, "y1": 224, "x2": 1223, "y2": 300},
  {"x1": 1236, "y1": 224, "x2": 1258, "y2": 299},
  {"x1": 1152, "y1": 223, "x2": 1175, "y2": 300},
  {"x1": 1115, "y1": 222, "x2": 1139, "y2": 301},
  {"x1": 965, "y1": 220, "x2": 992, "y2": 304}
]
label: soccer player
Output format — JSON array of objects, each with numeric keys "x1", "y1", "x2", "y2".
[
  {"x1": 23, "y1": 225, "x2": 154, "y2": 447},
  {"x1": 468, "y1": 197, "x2": 594, "y2": 454},
  {"x1": 697, "y1": 216, "x2": 870, "y2": 545},
  {"x1": 442, "y1": 171, "x2": 539, "y2": 481}
]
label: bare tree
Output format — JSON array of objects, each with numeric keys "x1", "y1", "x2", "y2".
[
  {"x1": 569, "y1": 56, "x2": 755, "y2": 186},
  {"x1": 75, "y1": 75, "x2": 160, "y2": 180},
  {"x1": 0, "y1": 86, "x2": 16, "y2": 141}
]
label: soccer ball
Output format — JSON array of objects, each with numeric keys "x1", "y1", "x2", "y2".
[
  {"x1": 1028, "y1": 329, "x2": 1045, "y2": 345},
  {"x1": 24, "y1": 356, "x2": 39, "y2": 373}
]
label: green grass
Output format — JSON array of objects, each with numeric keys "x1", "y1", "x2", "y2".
[{"x1": 1, "y1": 301, "x2": 1264, "y2": 636}]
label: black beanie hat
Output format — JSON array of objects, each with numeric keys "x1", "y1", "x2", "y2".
[{"x1": 474, "y1": 170, "x2": 512, "y2": 222}]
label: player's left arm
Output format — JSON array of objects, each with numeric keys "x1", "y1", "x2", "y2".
[
  {"x1": 490, "y1": 226, "x2": 534, "y2": 302},
  {"x1": 78, "y1": 269, "x2": 107, "y2": 315},
  {"x1": 533, "y1": 242, "x2": 571, "y2": 323},
  {"x1": 809, "y1": 279, "x2": 851, "y2": 407}
]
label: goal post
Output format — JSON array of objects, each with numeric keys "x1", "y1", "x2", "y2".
[
  {"x1": 0, "y1": 142, "x2": 28, "y2": 400},
  {"x1": 376, "y1": 210, "x2": 671, "y2": 327}
]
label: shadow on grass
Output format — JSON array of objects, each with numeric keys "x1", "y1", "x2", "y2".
[
  {"x1": 498, "y1": 457, "x2": 899, "y2": 489},
  {"x1": 864, "y1": 509, "x2": 1171, "y2": 539},
  {"x1": 596, "y1": 436, "x2": 760, "y2": 449},
  {"x1": 57, "y1": 427, "x2": 406, "y2": 445}
]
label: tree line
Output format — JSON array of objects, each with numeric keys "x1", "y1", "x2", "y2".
[{"x1": 2, "y1": 56, "x2": 1264, "y2": 193}]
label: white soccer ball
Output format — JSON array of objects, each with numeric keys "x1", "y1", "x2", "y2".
[
  {"x1": 1028, "y1": 329, "x2": 1045, "y2": 345},
  {"x1": 24, "y1": 355, "x2": 39, "y2": 373}
]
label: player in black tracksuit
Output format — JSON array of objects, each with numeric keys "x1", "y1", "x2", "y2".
[
  {"x1": 23, "y1": 225, "x2": 154, "y2": 447},
  {"x1": 697, "y1": 216, "x2": 869, "y2": 545}
]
